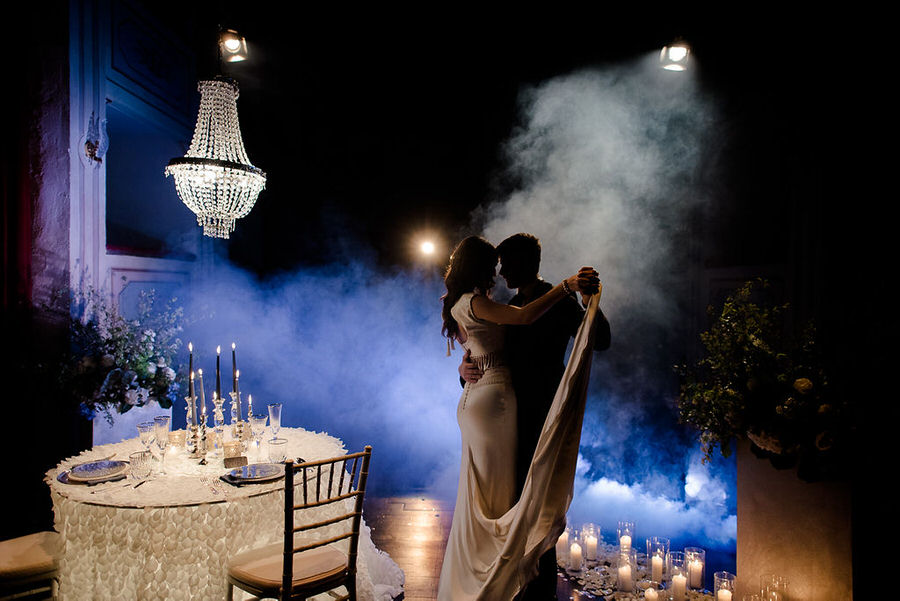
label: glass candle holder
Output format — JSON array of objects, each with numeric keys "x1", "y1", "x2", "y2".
[
  {"x1": 555, "y1": 525, "x2": 572, "y2": 566},
  {"x1": 617, "y1": 520, "x2": 635, "y2": 551},
  {"x1": 714, "y1": 571, "x2": 735, "y2": 601},
  {"x1": 668, "y1": 552, "x2": 687, "y2": 601},
  {"x1": 616, "y1": 549, "x2": 636, "y2": 593},
  {"x1": 568, "y1": 532, "x2": 584, "y2": 571},
  {"x1": 643, "y1": 580, "x2": 661, "y2": 601},
  {"x1": 684, "y1": 546, "x2": 706, "y2": 590},
  {"x1": 646, "y1": 536, "x2": 669, "y2": 584},
  {"x1": 581, "y1": 523, "x2": 599, "y2": 561},
  {"x1": 760, "y1": 574, "x2": 788, "y2": 601}
]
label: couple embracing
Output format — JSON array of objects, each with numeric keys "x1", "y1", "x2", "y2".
[{"x1": 438, "y1": 233, "x2": 611, "y2": 601}]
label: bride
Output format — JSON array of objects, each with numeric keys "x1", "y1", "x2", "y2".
[{"x1": 437, "y1": 236, "x2": 600, "y2": 601}]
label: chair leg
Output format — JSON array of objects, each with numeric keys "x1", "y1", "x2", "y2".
[{"x1": 226, "y1": 582, "x2": 234, "y2": 601}]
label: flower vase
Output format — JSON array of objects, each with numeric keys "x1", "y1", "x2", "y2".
[{"x1": 93, "y1": 400, "x2": 171, "y2": 446}]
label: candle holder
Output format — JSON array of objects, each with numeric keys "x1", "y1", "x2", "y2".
[
  {"x1": 188, "y1": 423, "x2": 208, "y2": 459},
  {"x1": 646, "y1": 536, "x2": 669, "y2": 585},
  {"x1": 616, "y1": 549, "x2": 636, "y2": 593},
  {"x1": 616, "y1": 520, "x2": 634, "y2": 552},
  {"x1": 760, "y1": 574, "x2": 787, "y2": 601},
  {"x1": 643, "y1": 580, "x2": 661, "y2": 601},
  {"x1": 212, "y1": 394, "x2": 226, "y2": 457},
  {"x1": 714, "y1": 571, "x2": 735, "y2": 601},
  {"x1": 555, "y1": 525, "x2": 572, "y2": 566},
  {"x1": 229, "y1": 391, "x2": 251, "y2": 449},
  {"x1": 567, "y1": 531, "x2": 584, "y2": 572},
  {"x1": 668, "y1": 552, "x2": 687, "y2": 601},
  {"x1": 684, "y1": 547, "x2": 706, "y2": 591},
  {"x1": 581, "y1": 523, "x2": 599, "y2": 562},
  {"x1": 184, "y1": 394, "x2": 197, "y2": 446}
]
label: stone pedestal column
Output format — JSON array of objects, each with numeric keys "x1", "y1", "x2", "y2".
[{"x1": 736, "y1": 440, "x2": 852, "y2": 600}]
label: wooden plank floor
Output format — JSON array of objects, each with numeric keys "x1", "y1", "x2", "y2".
[{"x1": 364, "y1": 495, "x2": 581, "y2": 601}]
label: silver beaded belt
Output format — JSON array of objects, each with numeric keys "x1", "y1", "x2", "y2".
[{"x1": 471, "y1": 351, "x2": 506, "y2": 371}]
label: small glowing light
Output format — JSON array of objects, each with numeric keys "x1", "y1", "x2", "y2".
[
  {"x1": 667, "y1": 46, "x2": 688, "y2": 62},
  {"x1": 659, "y1": 39, "x2": 691, "y2": 72},
  {"x1": 218, "y1": 29, "x2": 248, "y2": 63},
  {"x1": 421, "y1": 241, "x2": 435, "y2": 255},
  {"x1": 217, "y1": 345, "x2": 221, "y2": 354}
]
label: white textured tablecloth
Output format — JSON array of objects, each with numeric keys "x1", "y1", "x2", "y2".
[{"x1": 46, "y1": 427, "x2": 404, "y2": 601}]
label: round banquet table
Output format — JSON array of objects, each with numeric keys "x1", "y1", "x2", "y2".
[{"x1": 46, "y1": 427, "x2": 404, "y2": 601}]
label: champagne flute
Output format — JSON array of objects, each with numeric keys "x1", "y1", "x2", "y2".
[
  {"x1": 267, "y1": 403, "x2": 282, "y2": 442},
  {"x1": 153, "y1": 415, "x2": 170, "y2": 474}
]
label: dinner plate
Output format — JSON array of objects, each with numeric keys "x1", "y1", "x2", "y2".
[
  {"x1": 67, "y1": 459, "x2": 130, "y2": 483},
  {"x1": 227, "y1": 463, "x2": 283, "y2": 483}
]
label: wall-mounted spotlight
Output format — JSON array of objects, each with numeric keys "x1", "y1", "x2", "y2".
[
  {"x1": 659, "y1": 39, "x2": 690, "y2": 71},
  {"x1": 219, "y1": 28, "x2": 249, "y2": 63}
]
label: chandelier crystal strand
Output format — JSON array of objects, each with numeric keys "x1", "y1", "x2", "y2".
[{"x1": 165, "y1": 77, "x2": 266, "y2": 239}]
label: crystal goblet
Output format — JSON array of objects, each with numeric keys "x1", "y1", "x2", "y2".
[
  {"x1": 153, "y1": 415, "x2": 170, "y2": 474},
  {"x1": 137, "y1": 422, "x2": 155, "y2": 451},
  {"x1": 250, "y1": 413, "x2": 268, "y2": 461},
  {"x1": 267, "y1": 403, "x2": 282, "y2": 442}
]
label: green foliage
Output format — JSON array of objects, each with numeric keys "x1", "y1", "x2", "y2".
[
  {"x1": 56, "y1": 286, "x2": 185, "y2": 424},
  {"x1": 676, "y1": 280, "x2": 849, "y2": 475}
]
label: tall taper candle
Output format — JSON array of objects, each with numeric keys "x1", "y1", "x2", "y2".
[
  {"x1": 215, "y1": 345, "x2": 221, "y2": 400},
  {"x1": 188, "y1": 341, "x2": 193, "y2": 388},
  {"x1": 189, "y1": 371, "x2": 197, "y2": 425},
  {"x1": 247, "y1": 394, "x2": 252, "y2": 419},
  {"x1": 198, "y1": 369, "x2": 206, "y2": 424},
  {"x1": 231, "y1": 342, "x2": 237, "y2": 393}
]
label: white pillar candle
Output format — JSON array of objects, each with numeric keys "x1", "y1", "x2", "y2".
[
  {"x1": 556, "y1": 531, "x2": 569, "y2": 563},
  {"x1": 716, "y1": 590, "x2": 732, "y2": 601},
  {"x1": 645, "y1": 588, "x2": 659, "y2": 601},
  {"x1": 651, "y1": 554, "x2": 663, "y2": 582},
  {"x1": 672, "y1": 574, "x2": 687, "y2": 601},
  {"x1": 584, "y1": 534, "x2": 598, "y2": 560},
  {"x1": 569, "y1": 542, "x2": 583, "y2": 570},
  {"x1": 619, "y1": 534, "x2": 632, "y2": 550},
  {"x1": 689, "y1": 559, "x2": 703, "y2": 588},
  {"x1": 617, "y1": 564, "x2": 632, "y2": 591}
]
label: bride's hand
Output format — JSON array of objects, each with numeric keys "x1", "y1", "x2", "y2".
[{"x1": 573, "y1": 267, "x2": 600, "y2": 295}]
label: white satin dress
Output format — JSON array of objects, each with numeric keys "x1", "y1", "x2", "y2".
[{"x1": 438, "y1": 292, "x2": 602, "y2": 601}]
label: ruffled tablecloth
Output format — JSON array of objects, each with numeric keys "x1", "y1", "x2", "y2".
[{"x1": 46, "y1": 427, "x2": 404, "y2": 601}]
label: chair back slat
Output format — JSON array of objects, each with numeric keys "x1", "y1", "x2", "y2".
[
  {"x1": 292, "y1": 531, "x2": 353, "y2": 555},
  {"x1": 338, "y1": 459, "x2": 347, "y2": 493},
  {"x1": 279, "y1": 446, "x2": 372, "y2": 600},
  {"x1": 327, "y1": 462, "x2": 335, "y2": 498},
  {"x1": 348, "y1": 457, "x2": 359, "y2": 495},
  {"x1": 293, "y1": 511, "x2": 360, "y2": 534},
  {"x1": 292, "y1": 490, "x2": 359, "y2": 511}
]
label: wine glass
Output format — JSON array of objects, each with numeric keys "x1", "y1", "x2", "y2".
[
  {"x1": 153, "y1": 415, "x2": 170, "y2": 474},
  {"x1": 267, "y1": 403, "x2": 282, "y2": 442},
  {"x1": 137, "y1": 422, "x2": 156, "y2": 452},
  {"x1": 250, "y1": 413, "x2": 268, "y2": 460}
]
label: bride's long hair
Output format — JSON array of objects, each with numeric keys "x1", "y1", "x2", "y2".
[{"x1": 442, "y1": 236, "x2": 498, "y2": 341}]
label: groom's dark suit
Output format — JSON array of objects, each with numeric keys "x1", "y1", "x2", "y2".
[{"x1": 508, "y1": 280, "x2": 611, "y2": 601}]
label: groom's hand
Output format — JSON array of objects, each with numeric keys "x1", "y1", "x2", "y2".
[
  {"x1": 459, "y1": 348, "x2": 484, "y2": 385},
  {"x1": 577, "y1": 266, "x2": 600, "y2": 295}
]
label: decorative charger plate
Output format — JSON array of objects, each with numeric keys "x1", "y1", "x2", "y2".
[
  {"x1": 228, "y1": 463, "x2": 283, "y2": 483},
  {"x1": 67, "y1": 459, "x2": 130, "y2": 483}
]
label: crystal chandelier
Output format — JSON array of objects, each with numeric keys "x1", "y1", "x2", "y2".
[{"x1": 165, "y1": 76, "x2": 266, "y2": 239}]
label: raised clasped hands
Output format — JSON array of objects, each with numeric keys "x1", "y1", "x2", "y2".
[{"x1": 575, "y1": 266, "x2": 600, "y2": 296}]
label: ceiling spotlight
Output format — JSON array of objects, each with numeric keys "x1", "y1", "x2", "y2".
[
  {"x1": 659, "y1": 39, "x2": 690, "y2": 71},
  {"x1": 421, "y1": 241, "x2": 436, "y2": 255},
  {"x1": 219, "y1": 29, "x2": 248, "y2": 63}
]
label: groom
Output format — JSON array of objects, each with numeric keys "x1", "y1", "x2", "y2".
[{"x1": 459, "y1": 232, "x2": 611, "y2": 601}]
